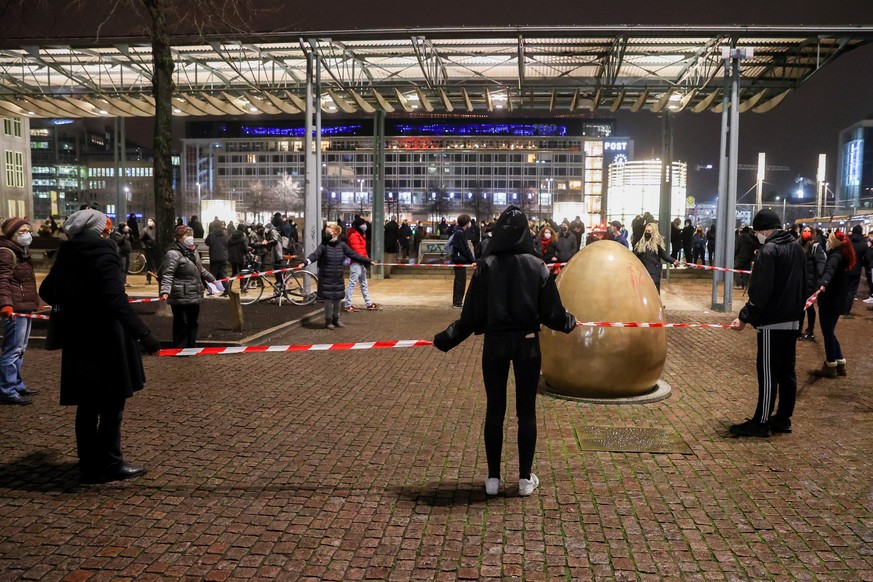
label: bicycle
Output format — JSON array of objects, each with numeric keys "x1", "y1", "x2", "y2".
[
  {"x1": 234, "y1": 255, "x2": 318, "y2": 306},
  {"x1": 128, "y1": 250, "x2": 146, "y2": 274}
]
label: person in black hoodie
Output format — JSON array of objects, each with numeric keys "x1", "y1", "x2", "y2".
[
  {"x1": 812, "y1": 230, "x2": 857, "y2": 378},
  {"x1": 447, "y1": 214, "x2": 475, "y2": 308},
  {"x1": 227, "y1": 223, "x2": 250, "y2": 293},
  {"x1": 734, "y1": 226, "x2": 758, "y2": 289},
  {"x1": 842, "y1": 225, "x2": 867, "y2": 318},
  {"x1": 433, "y1": 206, "x2": 577, "y2": 497},
  {"x1": 730, "y1": 209, "x2": 807, "y2": 437},
  {"x1": 39, "y1": 209, "x2": 161, "y2": 483}
]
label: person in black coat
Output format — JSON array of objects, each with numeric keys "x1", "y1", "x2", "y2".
[
  {"x1": 633, "y1": 222, "x2": 678, "y2": 292},
  {"x1": 227, "y1": 223, "x2": 249, "y2": 291},
  {"x1": 398, "y1": 219, "x2": 413, "y2": 261},
  {"x1": 670, "y1": 218, "x2": 682, "y2": 261},
  {"x1": 204, "y1": 224, "x2": 230, "y2": 286},
  {"x1": 797, "y1": 226, "x2": 826, "y2": 341},
  {"x1": 448, "y1": 214, "x2": 475, "y2": 308},
  {"x1": 537, "y1": 226, "x2": 559, "y2": 264},
  {"x1": 109, "y1": 223, "x2": 133, "y2": 286},
  {"x1": 813, "y1": 230, "x2": 857, "y2": 378},
  {"x1": 188, "y1": 215, "x2": 205, "y2": 239},
  {"x1": 39, "y1": 209, "x2": 161, "y2": 484},
  {"x1": 680, "y1": 219, "x2": 694, "y2": 264},
  {"x1": 299, "y1": 223, "x2": 371, "y2": 329},
  {"x1": 843, "y1": 225, "x2": 867, "y2": 318},
  {"x1": 734, "y1": 226, "x2": 758, "y2": 289},
  {"x1": 555, "y1": 222, "x2": 577, "y2": 263},
  {"x1": 384, "y1": 217, "x2": 400, "y2": 255},
  {"x1": 433, "y1": 205, "x2": 577, "y2": 497},
  {"x1": 706, "y1": 225, "x2": 716, "y2": 265}
]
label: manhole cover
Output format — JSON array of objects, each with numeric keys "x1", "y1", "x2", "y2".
[{"x1": 574, "y1": 425, "x2": 692, "y2": 454}]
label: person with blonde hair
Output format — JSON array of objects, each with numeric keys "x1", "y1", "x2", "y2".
[
  {"x1": 812, "y1": 230, "x2": 856, "y2": 378},
  {"x1": 633, "y1": 222, "x2": 678, "y2": 292}
]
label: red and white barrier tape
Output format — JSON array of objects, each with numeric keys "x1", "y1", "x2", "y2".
[
  {"x1": 577, "y1": 321, "x2": 732, "y2": 329},
  {"x1": 804, "y1": 289, "x2": 822, "y2": 310},
  {"x1": 374, "y1": 261, "x2": 569, "y2": 269},
  {"x1": 678, "y1": 261, "x2": 751, "y2": 275},
  {"x1": 129, "y1": 297, "x2": 166, "y2": 304},
  {"x1": 159, "y1": 339, "x2": 433, "y2": 357},
  {"x1": 13, "y1": 312, "x2": 50, "y2": 320}
]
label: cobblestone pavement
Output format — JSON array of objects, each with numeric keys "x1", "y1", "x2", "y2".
[{"x1": 1, "y1": 280, "x2": 871, "y2": 581}]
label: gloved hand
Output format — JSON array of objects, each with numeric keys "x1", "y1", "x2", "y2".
[
  {"x1": 140, "y1": 333, "x2": 161, "y2": 354},
  {"x1": 432, "y1": 331, "x2": 453, "y2": 352},
  {"x1": 0, "y1": 306, "x2": 14, "y2": 319}
]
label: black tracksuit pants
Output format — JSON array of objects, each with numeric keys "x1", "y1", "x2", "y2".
[
  {"x1": 453, "y1": 266, "x2": 467, "y2": 307},
  {"x1": 171, "y1": 303, "x2": 201, "y2": 348},
  {"x1": 753, "y1": 328, "x2": 797, "y2": 424},
  {"x1": 482, "y1": 332, "x2": 541, "y2": 480}
]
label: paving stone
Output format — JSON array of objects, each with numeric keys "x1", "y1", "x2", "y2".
[{"x1": 1, "y1": 281, "x2": 871, "y2": 579}]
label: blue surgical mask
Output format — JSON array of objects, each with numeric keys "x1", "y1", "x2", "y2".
[{"x1": 360, "y1": 224, "x2": 368, "y2": 232}]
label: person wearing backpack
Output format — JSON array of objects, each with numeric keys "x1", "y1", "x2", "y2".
[
  {"x1": 798, "y1": 226, "x2": 826, "y2": 341},
  {"x1": 448, "y1": 214, "x2": 475, "y2": 308},
  {"x1": 0, "y1": 218, "x2": 39, "y2": 405}
]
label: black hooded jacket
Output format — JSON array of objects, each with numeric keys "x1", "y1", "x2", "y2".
[
  {"x1": 738, "y1": 229, "x2": 807, "y2": 327},
  {"x1": 433, "y1": 206, "x2": 576, "y2": 351}
]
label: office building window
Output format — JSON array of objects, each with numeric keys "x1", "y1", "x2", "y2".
[{"x1": 3, "y1": 118, "x2": 22, "y2": 138}]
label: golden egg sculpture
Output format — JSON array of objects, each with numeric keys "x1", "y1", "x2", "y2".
[{"x1": 540, "y1": 240, "x2": 667, "y2": 398}]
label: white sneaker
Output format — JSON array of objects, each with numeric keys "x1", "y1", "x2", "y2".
[
  {"x1": 484, "y1": 478, "x2": 500, "y2": 496},
  {"x1": 518, "y1": 473, "x2": 540, "y2": 496},
  {"x1": 863, "y1": 296, "x2": 873, "y2": 304}
]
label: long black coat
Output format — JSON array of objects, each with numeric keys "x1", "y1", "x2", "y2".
[
  {"x1": 305, "y1": 239, "x2": 370, "y2": 300},
  {"x1": 228, "y1": 229, "x2": 249, "y2": 265},
  {"x1": 39, "y1": 234, "x2": 153, "y2": 406},
  {"x1": 634, "y1": 245, "x2": 676, "y2": 289}
]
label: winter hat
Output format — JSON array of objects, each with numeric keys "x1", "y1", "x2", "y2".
[
  {"x1": 175, "y1": 225, "x2": 192, "y2": 238},
  {"x1": 1, "y1": 217, "x2": 28, "y2": 239},
  {"x1": 851, "y1": 224, "x2": 863, "y2": 235},
  {"x1": 63, "y1": 209, "x2": 108, "y2": 238},
  {"x1": 752, "y1": 209, "x2": 781, "y2": 231}
]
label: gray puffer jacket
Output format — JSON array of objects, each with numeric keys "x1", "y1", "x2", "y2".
[{"x1": 159, "y1": 243, "x2": 215, "y2": 305}]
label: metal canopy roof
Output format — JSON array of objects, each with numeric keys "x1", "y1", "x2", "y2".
[{"x1": 1, "y1": 26, "x2": 871, "y2": 119}]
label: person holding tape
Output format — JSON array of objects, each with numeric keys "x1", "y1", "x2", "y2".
[
  {"x1": 0, "y1": 218, "x2": 39, "y2": 405},
  {"x1": 730, "y1": 209, "x2": 806, "y2": 437},
  {"x1": 812, "y1": 230, "x2": 856, "y2": 378},
  {"x1": 39, "y1": 209, "x2": 161, "y2": 483},
  {"x1": 433, "y1": 205, "x2": 577, "y2": 497},
  {"x1": 159, "y1": 225, "x2": 216, "y2": 348}
]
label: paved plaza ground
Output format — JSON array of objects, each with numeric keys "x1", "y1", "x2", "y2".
[{"x1": 0, "y1": 277, "x2": 871, "y2": 581}]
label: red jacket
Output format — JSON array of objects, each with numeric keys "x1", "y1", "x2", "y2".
[{"x1": 347, "y1": 229, "x2": 369, "y2": 262}]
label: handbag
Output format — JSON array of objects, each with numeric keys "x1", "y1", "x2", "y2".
[{"x1": 44, "y1": 305, "x2": 63, "y2": 351}]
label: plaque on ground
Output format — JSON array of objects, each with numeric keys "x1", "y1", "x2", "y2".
[{"x1": 574, "y1": 425, "x2": 693, "y2": 454}]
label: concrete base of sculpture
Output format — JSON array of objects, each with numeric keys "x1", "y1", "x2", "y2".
[
  {"x1": 540, "y1": 240, "x2": 668, "y2": 398},
  {"x1": 539, "y1": 376, "x2": 672, "y2": 404}
]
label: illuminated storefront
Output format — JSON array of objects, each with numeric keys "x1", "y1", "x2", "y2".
[
  {"x1": 837, "y1": 119, "x2": 873, "y2": 211},
  {"x1": 606, "y1": 159, "x2": 687, "y2": 225}
]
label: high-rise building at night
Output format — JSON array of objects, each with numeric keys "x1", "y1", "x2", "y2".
[
  {"x1": 836, "y1": 116, "x2": 873, "y2": 212},
  {"x1": 181, "y1": 118, "x2": 621, "y2": 226}
]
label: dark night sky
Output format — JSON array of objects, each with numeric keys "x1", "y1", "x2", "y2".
[{"x1": 4, "y1": 0, "x2": 873, "y2": 202}]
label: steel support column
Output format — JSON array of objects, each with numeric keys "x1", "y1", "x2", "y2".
[
  {"x1": 711, "y1": 63, "x2": 730, "y2": 310},
  {"x1": 303, "y1": 51, "x2": 319, "y2": 262},
  {"x1": 711, "y1": 48, "x2": 742, "y2": 311},
  {"x1": 371, "y1": 108, "x2": 386, "y2": 279},
  {"x1": 658, "y1": 110, "x2": 673, "y2": 286}
]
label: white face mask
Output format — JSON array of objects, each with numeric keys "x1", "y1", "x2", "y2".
[
  {"x1": 756, "y1": 232, "x2": 768, "y2": 245},
  {"x1": 360, "y1": 224, "x2": 367, "y2": 232},
  {"x1": 543, "y1": 232, "x2": 552, "y2": 240},
  {"x1": 183, "y1": 236, "x2": 195, "y2": 248},
  {"x1": 16, "y1": 232, "x2": 32, "y2": 247}
]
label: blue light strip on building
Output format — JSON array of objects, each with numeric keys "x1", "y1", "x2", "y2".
[{"x1": 393, "y1": 123, "x2": 567, "y2": 136}]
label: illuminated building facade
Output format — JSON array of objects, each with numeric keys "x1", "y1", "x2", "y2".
[
  {"x1": 181, "y1": 119, "x2": 618, "y2": 225},
  {"x1": 606, "y1": 159, "x2": 688, "y2": 225},
  {"x1": 1, "y1": 115, "x2": 32, "y2": 220},
  {"x1": 836, "y1": 117, "x2": 873, "y2": 211}
]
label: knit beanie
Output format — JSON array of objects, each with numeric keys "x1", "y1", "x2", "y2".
[
  {"x1": 63, "y1": 209, "x2": 108, "y2": 238},
  {"x1": 752, "y1": 209, "x2": 781, "y2": 231},
  {"x1": 1, "y1": 217, "x2": 28, "y2": 239}
]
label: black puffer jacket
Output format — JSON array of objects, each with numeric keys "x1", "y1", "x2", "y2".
[
  {"x1": 159, "y1": 243, "x2": 215, "y2": 305},
  {"x1": 800, "y1": 239, "x2": 826, "y2": 295},
  {"x1": 228, "y1": 227, "x2": 249, "y2": 265},
  {"x1": 634, "y1": 244, "x2": 675, "y2": 288},
  {"x1": 433, "y1": 206, "x2": 576, "y2": 351},
  {"x1": 818, "y1": 247, "x2": 851, "y2": 310},
  {"x1": 555, "y1": 230, "x2": 577, "y2": 262},
  {"x1": 848, "y1": 232, "x2": 866, "y2": 276},
  {"x1": 739, "y1": 229, "x2": 807, "y2": 327},
  {"x1": 303, "y1": 238, "x2": 370, "y2": 300}
]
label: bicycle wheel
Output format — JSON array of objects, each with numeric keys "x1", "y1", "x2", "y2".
[
  {"x1": 238, "y1": 274, "x2": 265, "y2": 305},
  {"x1": 284, "y1": 270, "x2": 318, "y2": 305},
  {"x1": 287, "y1": 243, "x2": 305, "y2": 260},
  {"x1": 128, "y1": 251, "x2": 146, "y2": 274}
]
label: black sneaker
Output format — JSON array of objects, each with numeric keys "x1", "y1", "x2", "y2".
[
  {"x1": 769, "y1": 417, "x2": 792, "y2": 433},
  {"x1": 729, "y1": 419, "x2": 771, "y2": 437},
  {"x1": 0, "y1": 393, "x2": 32, "y2": 405}
]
